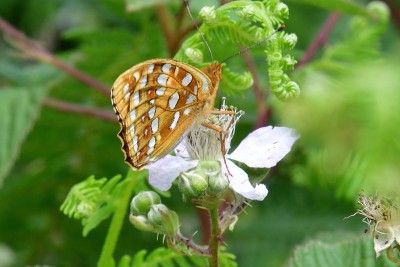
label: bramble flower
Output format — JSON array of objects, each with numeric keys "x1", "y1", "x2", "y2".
[
  {"x1": 147, "y1": 100, "x2": 299, "y2": 201},
  {"x1": 354, "y1": 194, "x2": 400, "y2": 258}
]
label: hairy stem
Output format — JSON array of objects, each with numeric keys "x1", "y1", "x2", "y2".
[
  {"x1": 97, "y1": 170, "x2": 143, "y2": 267},
  {"x1": 208, "y1": 206, "x2": 220, "y2": 267},
  {"x1": 172, "y1": 233, "x2": 210, "y2": 255}
]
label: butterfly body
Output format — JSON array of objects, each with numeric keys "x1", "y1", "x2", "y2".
[{"x1": 111, "y1": 59, "x2": 222, "y2": 169}]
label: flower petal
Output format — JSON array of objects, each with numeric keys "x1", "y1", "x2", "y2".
[
  {"x1": 147, "y1": 155, "x2": 197, "y2": 191},
  {"x1": 373, "y1": 221, "x2": 394, "y2": 257},
  {"x1": 224, "y1": 160, "x2": 268, "y2": 201},
  {"x1": 174, "y1": 140, "x2": 190, "y2": 159},
  {"x1": 228, "y1": 126, "x2": 299, "y2": 168}
]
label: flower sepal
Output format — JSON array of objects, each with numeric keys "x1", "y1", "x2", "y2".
[
  {"x1": 148, "y1": 204, "x2": 180, "y2": 236},
  {"x1": 178, "y1": 168, "x2": 209, "y2": 199},
  {"x1": 129, "y1": 214, "x2": 156, "y2": 232},
  {"x1": 201, "y1": 160, "x2": 229, "y2": 197}
]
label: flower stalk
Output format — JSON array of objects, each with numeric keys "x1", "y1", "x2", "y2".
[{"x1": 208, "y1": 206, "x2": 221, "y2": 267}]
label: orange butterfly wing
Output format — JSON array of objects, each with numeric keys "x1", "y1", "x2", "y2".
[{"x1": 111, "y1": 59, "x2": 221, "y2": 169}]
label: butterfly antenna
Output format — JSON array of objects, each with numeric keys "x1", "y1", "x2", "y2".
[
  {"x1": 220, "y1": 24, "x2": 285, "y2": 65},
  {"x1": 184, "y1": 0, "x2": 214, "y2": 61}
]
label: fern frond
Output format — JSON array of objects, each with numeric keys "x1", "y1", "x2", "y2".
[
  {"x1": 174, "y1": 0, "x2": 299, "y2": 97},
  {"x1": 117, "y1": 247, "x2": 207, "y2": 267},
  {"x1": 115, "y1": 246, "x2": 237, "y2": 267},
  {"x1": 60, "y1": 174, "x2": 132, "y2": 236}
]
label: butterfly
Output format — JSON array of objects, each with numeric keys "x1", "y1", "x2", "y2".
[{"x1": 111, "y1": 59, "x2": 222, "y2": 169}]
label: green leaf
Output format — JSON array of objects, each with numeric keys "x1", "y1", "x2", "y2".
[
  {"x1": 125, "y1": 0, "x2": 177, "y2": 12},
  {"x1": 0, "y1": 86, "x2": 48, "y2": 186},
  {"x1": 125, "y1": 247, "x2": 208, "y2": 267},
  {"x1": 60, "y1": 174, "x2": 128, "y2": 236},
  {"x1": 115, "y1": 246, "x2": 236, "y2": 267},
  {"x1": 285, "y1": 0, "x2": 370, "y2": 16},
  {"x1": 289, "y1": 235, "x2": 398, "y2": 267}
]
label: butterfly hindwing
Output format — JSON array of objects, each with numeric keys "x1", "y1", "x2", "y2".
[{"x1": 111, "y1": 59, "x2": 216, "y2": 169}]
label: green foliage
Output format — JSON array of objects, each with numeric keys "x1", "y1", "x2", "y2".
[
  {"x1": 0, "y1": 0, "x2": 397, "y2": 266},
  {"x1": 125, "y1": 0, "x2": 177, "y2": 12},
  {"x1": 117, "y1": 247, "x2": 207, "y2": 267},
  {"x1": 277, "y1": 1, "x2": 394, "y2": 201},
  {"x1": 0, "y1": 60, "x2": 64, "y2": 185},
  {"x1": 174, "y1": 0, "x2": 299, "y2": 99},
  {"x1": 61, "y1": 174, "x2": 134, "y2": 236},
  {"x1": 0, "y1": 87, "x2": 46, "y2": 186},
  {"x1": 285, "y1": 0, "x2": 370, "y2": 16},
  {"x1": 289, "y1": 235, "x2": 398, "y2": 267},
  {"x1": 114, "y1": 246, "x2": 236, "y2": 267}
]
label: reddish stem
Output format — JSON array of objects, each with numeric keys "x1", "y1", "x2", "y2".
[
  {"x1": 44, "y1": 98, "x2": 115, "y2": 122},
  {"x1": 241, "y1": 49, "x2": 269, "y2": 128},
  {"x1": 0, "y1": 17, "x2": 110, "y2": 96},
  {"x1": 297, "y1": 13, "x2": 341, "y2": 69}
]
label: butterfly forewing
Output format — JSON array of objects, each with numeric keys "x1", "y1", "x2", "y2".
[{"x1": 111, "y1": 59, "x2": 221, "y2": 169}]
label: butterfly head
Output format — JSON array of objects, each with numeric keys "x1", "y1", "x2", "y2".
[{"x1": 201, "y1": 62, "x2": 222, "y2": 90}]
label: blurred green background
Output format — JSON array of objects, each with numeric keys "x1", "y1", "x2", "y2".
[{"x1": 0, "y1": 0, "x2": 399, "y2": 266}]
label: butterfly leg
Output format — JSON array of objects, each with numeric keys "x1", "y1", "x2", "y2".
[
  {"x1": 201, "y1": 122, "x2": 232, "y2": 177},
  {"x1": 201, "y1": 109, "x2": 237, "y2": 177}
]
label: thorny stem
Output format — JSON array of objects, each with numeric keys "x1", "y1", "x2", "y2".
[
  {"x1": 173, "y1": 232, "x2": 210, "y2": 255},
  {"x1": 208, "y1": 206, "x2": 220, "y2": 267},
  {"x1": 296, "y1": 13, "x2": 341, "y2": 69},
  {"x1": 0, "y1": 17, "x2": 109, "y2": 96},
  {"x1": 44, "y1": 98, "x2": 115, "y2": 122}
]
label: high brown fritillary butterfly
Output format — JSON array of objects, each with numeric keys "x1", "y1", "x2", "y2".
[{"x1": 111, "y1": 59, "x2": 222, "y2": 169}]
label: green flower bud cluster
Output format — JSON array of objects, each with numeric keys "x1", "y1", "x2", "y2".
[
  {"x1": 178, "y1": 160, "x2": 229, "y2": 200},
  {"x1": 129, "y1": 191, "x2": 179, "y2": 235}
]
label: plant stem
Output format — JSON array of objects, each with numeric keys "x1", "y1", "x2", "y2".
[
  {"x1": 0, "y1": 17, "x2": 109, "y2": 96},
  {"x1": 44, "y1": 98, "x2": 115, "y2": 122},
  {"x1": 387, "y1": 245, "x2": 400, "y2": 265},
  {"x1": 97, "y1": 170, "x2": 142, "y2": 267},
  {"x1": 208, "y1": 206, "x2": 220, "y2": 267},
  {"x1": 296, "y1": 12, "x2": 341, "y2": 69}
]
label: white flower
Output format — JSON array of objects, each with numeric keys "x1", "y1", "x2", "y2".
[
  {"x1": 354, "y1": 194, "x2": 400, "y2": 257},
  {"x1": 147, "y1": 100, "x2": 299, "y2": 201}
]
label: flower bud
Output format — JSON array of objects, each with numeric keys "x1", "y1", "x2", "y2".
[
  {"x1": 199, "y1": 6, "x2": 216, "y2": 23},
  {"x1": 148, "y1": 204, "x2": 179, "y2": 235},
  {"x1": 185, "y1": 48, "x2": 203, "y2": 65},
  {"x1": 129, "y1": 214, "x2": 155, "y2": 232},
  {"x1": 198, "y1": 160, "x2": 229, "y2": 196},
  {"x1": 130, "y1": 191, "x2": 161, "y2": 216},
  {"x1": 178, "y1": 169, "x2": 208, "y2": 198}
]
